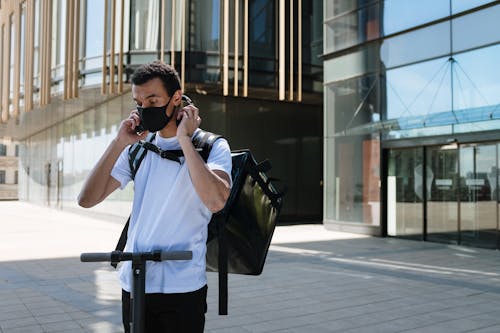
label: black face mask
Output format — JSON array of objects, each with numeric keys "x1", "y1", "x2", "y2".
[{"x1": 136, "y1": 97, "x2": 173, "y2": 133}]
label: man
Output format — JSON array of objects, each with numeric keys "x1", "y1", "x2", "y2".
[{"x1": 78, "y1": 61, "x2": 232, "y2": 332}]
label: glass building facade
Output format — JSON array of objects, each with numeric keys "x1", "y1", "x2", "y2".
[
  {"x1": 324, "y1": 0, "x2": 500, "y2": 248},
  {"x1": 0, "y1": 0, "x2": 323, "y2": 221}
]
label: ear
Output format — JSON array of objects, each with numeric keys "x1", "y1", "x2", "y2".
[{"x1": 172, "y1": 90, "x2": 183, "y2": 106}]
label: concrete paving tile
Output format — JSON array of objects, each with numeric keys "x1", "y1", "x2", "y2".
[
  {"x1": 0, "y1": 316, "x2": 39, "y2": 329},
  {"x1": 468, "y1": 325, "x2": 500, "y2": 333},
  {"x1": 2, "y1": 324, "x2": 45, "y2": 333},
  {"x1": 41, "y1": 320, "x2": 84, "y2": 332}
]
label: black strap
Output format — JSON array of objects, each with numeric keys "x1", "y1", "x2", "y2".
[
  {"x1": 115, "y1": 130, "x2": 223, "y2": 254},
  {"x1": 128, "y1": 133, "x2": 156, "y2": 180}
]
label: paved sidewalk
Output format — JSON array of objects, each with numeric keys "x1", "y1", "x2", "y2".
[{"x1": 1, "y1": 201, "x2": 500, "y2": 333}]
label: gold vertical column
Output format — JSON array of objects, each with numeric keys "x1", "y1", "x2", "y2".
[
  {"x1": 39, "y1": 0, "x2": 45, "y2": 105},
  {"x1": 101, "y1": 0, "x2": 108, "y2": 95},
  {"x1": 171, "y1": 0, "x2": 175, "y2": 67},
  {"x1": 110, "y1": 0, "x2": 116, "y2": 94},
  {"x1": 25, "y1": 0, "x2": 34, "y2": 111},
  {"x1": 233, "y1": 0, "x2": 239, "y2": 96},
  {"x1": 13, "y1": 6, "x2": 21, "y2": 116},
  {"x1": 1, "y1": 22, "x2": 8, "y2": 121},
  {"x1": 288, "y1": 0, "x2": 293, "y2": 101},
  {"x1": 243, "y1": 0, "x2": 248, "y2": 97},
  {"x1": 118, "y1": 0, "x2": 124, "y2": 93},
  {"x1": 160, "y1": 0, "x2": 165, "y2": 63},
  {"x1": 64, "y1": 0, "x2": 72, "y2": 99},
  {"x1": 73, "y1": 0, "x2": 80, "y2": 98},
  {"x1": 222, "y1": 0, "x2": 229, "y2": 96},
  {"x1": 298, "y1": 0, "x2": 302, "y2": 102},
  {"x1": 181, "y1": 0, "x2": 185, "y2": 91},
  {"x1": 46, "y1": 0, "x2": 53, "y2": 105},
  {"x1": 278, "y1": 0, "x2": 285, "y2": 101}
]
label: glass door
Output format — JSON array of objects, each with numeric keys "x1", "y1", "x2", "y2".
[
  {"x1": 460, "y1": 144, "x2": 498, "y2": 249},
  {"x1": 387, "y1": 148, "x2": 424, "y2": 240},
  {"x1": 426, "y1": 145, "x2": 459, "y2": 244}
]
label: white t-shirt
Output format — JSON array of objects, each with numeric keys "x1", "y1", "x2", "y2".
[{"x1": 111, "y1": 129, "x2": 232, "y2": 293}]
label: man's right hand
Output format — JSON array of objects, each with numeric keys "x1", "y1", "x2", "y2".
[{"x1": 117, "y1": 110, "x2": 149, "y2": 146}]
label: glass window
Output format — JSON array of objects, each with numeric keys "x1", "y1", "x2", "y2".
[
  {"x1": 387, "y1": 148, "x2": 424, "y2": 239},
  {"x1": 324, "y1": 2, "x2": 380, "y2": 53},
  {"x1": 130, "y1": 0, "x2": 160, "y2": 51},
  {"x1": 302, "y1": 0, "x2": 323, "y2": 93},
  {"x1": 381, "y1": 22, "x2": 450, "y2": 69},
  {"x1": 51, "y1": 0, "x2": 66, "y2": 91},
  {"x1": 190, "y1": 0, "x2": 219, "y2": 52},
  {"x1": 9, "y1": 14, "x2": 14, "y2": 114},
  {"x1": 82, "y1": 0, "x2": 105, "y2": 86},
  {"x1": 452, "y1": 4, "x2": 500, "y2": 53},
  {"x1": 327, "y1": 74, "x2": 379, "y2": 134},
  {"x1": 0, "y1": 144, "x2": 6, "y2": 156},
  {"x1": 324, "y1": 134, "x2": 381, "y2": 225},
  {"x1": 325, "y1": 0, "x2": 376, "y2": 19},
  {"x1": 452, "y1": 44, "x2": 500, "y2": 114},
  {"x1": 248, "y1": 0, "x2": 276, "y2": 87},
  {"x1": 33, "y1": 0, "x2": 41, "y2": 102},
  {"x1": 0, "y1": 170, "x2": 5, "y2": 184},
  {"x1": 20, "y1": 2, "x2": 26, "y2": 105},
  {"x1": 386, "y1": 56, "x2": 452, "y2": 125},
  {"x1": 452, "y1": 0, "x2": 496, "y2": 14},
  {"x1": 186, "y1": 0, "x2": 221, "y2": 83},
  {"x1": 383, "y1": 0, "x2": 449, "y2": 36},
  {"x1": 325, "y1": 43, "x2": 379, "y2": 84},
  {"x1": 0, "y1": 24, "x2": 4, "y2": 116}
]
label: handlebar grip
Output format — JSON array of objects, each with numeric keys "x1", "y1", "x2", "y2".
[
  {"x1": 80, "y1": 252, "x2": 112, "y2": 262},
  {"x1": 161, "y1": 251, "x2": 192, "y2": 261}
]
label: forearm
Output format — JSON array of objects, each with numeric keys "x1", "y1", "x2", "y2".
[
  {"x1": 179, "y1": 136, "x2": 230, "y2": 212},
  {"x1": 77, "y1": 138, "x2": 127, "y2": 208}
]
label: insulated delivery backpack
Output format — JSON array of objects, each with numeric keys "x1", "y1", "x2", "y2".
[{"x1": 113, "y1": 119, "x2": 284, "y2": 315}]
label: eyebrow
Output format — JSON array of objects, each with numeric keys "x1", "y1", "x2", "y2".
[{"x1": 133, "y1": 93, "x2": 159, "y2": 102}]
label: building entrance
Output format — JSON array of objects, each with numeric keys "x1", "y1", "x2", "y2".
[{"x1": 387, "y1": 143, "x2": 499, "y2": 249}]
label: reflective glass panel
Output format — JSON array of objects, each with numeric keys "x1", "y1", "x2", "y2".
[
  {"x1": 327, "y1": 75, "x2": 379, "y2": 134},
  {"x1": 452, "y1": 44, "x2": 500, "y2": 113},
  {"x1": 20, "y1": 2, "x2": 26, "y2": 101},
  {"x1": 9, "y1": 14, "x2": 14, "y2": 113},
  {"x1": 387, "y1": 148, "x2": 424, "y2": 240},
  {"x1": 33, "y1": 0, "x2": 40, "y2": 101},
  {"x1": 426, "y1": 145, "x2": 459, "y2": 244},
  {"x1": 248, "y1": 0, "x2": 276, "y2": 87},
  {"x1": 459, "y1": 144, "x2": 497, "y2": 249},
  {"x1": 383, "y1": 0, "x2": 449, "y2": 35},
  {"x1": 330, "y1": 134, "x2": 380, "y2": 225},
  {"x1": 325, "y1": 2, "x2": 380, "y2": 53},
  {"x1": 130, "y1": 0, "x2": 160, "y2": 51},
  {"x1": 381, "y1": 22, "x2": 450, "y2": 69},
  {"x1": 452, "y1": 0, "x2": 496, "y2": 14},
  {"x1": 386, "y1": 56, "x2": 452, "y2": 125},
  {"x1": 452, "y1": 4, "x2": 500, "y2": 53},
  {"x1": 0, "y1": 24, "x2": 3, "y2": 115}
]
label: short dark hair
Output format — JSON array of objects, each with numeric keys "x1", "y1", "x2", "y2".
[{"x1": 131, "y1": 61, "x2": 181, "y2": 97}]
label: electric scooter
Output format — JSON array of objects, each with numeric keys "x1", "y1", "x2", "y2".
[{"x1": 80, "y1": 250, "x2": 192, "y2": 333}]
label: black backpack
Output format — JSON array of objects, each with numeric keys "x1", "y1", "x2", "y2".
[{"x1": 114, "y1": 129, "x2": 284, "y2": 314}]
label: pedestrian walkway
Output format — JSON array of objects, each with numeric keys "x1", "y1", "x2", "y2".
[{"x1": 1, "y1": 201, "x2": 500, "y2": 333}]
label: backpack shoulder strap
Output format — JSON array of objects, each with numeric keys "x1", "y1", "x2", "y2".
[
  {"x1": 192, "y1": 129, "x2": 223, "y2": 162},
  {"x1": 112, "y1": 133, "x2": 156, "y2": 267},
  {"x1": 128, "y1": 133, "x2": 156, "y2": 179}
]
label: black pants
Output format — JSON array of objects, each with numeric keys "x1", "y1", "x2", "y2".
[{"x1": 122, "y1": 285, "x2": 207, "y2": 333}]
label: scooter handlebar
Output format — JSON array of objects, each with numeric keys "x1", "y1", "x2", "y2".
[
  {"x1": 81, "y1": 252, "x2": 112, "y2": 262},
  {"x1": 80, "y1": 250, "x2": 193, "y2": 263}
]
